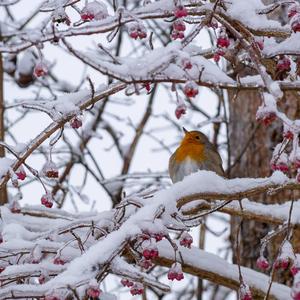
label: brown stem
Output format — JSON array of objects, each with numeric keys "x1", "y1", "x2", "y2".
[{"x1": 0, "y1": 40, "x2": 7, "y2": 204}]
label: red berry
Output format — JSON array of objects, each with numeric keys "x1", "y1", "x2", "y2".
[
  {"x1": 274, "y1": 257, "x2": 290, "y2": 270},
  {"x1": 171, "y1": 30, "x2": 184, "y2": 40},
  {"x1": 39, "y1": 274, "x2": 46, "y2": 284},
  {"x1": 153, "y1": 232, "x2": 165, "y2": 242},
  {"x1": 142, "y1": 245, "x2": 158, "y2": 260},
  {"x1": 181, "y1": 58, "x2": 192, "y2": 70},
  {"x1": 179, "y1": 232, "x2": 193, "y2": 248},
  {"x1": 128, "y1": 23, "x2": 147, "y2": 40},
  {"x1": 184, "y1": 81, "x2": 198, "y2": 98},
  {"x1": 53, "y1": 257, "x2": 65, "y2": 265},
  {"x1": 239, "y1": 284, "x2": 252, "y2": 300},
  {"x1": 217, "y1": 37, "x2": 230, "y2": 48},
  {"x1": 288, "y1": 4, "x2": 300, "y2": 18},
  {"x1": 16, "y1": 167, "x2": 26, "y2": 180},
  {"x1": 167, "y1": 263, "x2": 184, "y2": 281},
  {"x1": 121, "y1": 278, "x2": 134, "y2": 287},
  {"x1": 284, "y1": 130, "x2": 294, "y2": 140},
  {"x1": 42, "y1": 161, "x2": 59, "y2": 178},
  {"x1": 139, "y1": 258, "x2": 152, "y2": 269},
  {"x1": 143, "y1": 82, "x2": 151, "y2": 92},
  {"x1": 175, "y1": 104, "x2": 187, "y2": 119},
  {"x1": 41, "y1": 193, "x2": 54, "y2": 208},
  {"x1": 292, "y1": 17, "x2": 300, "y2": 32},
  {"x1": 173, "y1": 20, "x2": 186, "y2": 32},
  {"x1": 174, "y1": 5, "x2": 188, "y2": 18},
  {"x1": 256, "y1": 111, "x2": 276, "y2": 126},
  {"x1": 130, "y1": 282, "x2": 144, "y2": 295},
  {"x1": 291, "y1": 264, "x2": 300, "y2": 276},
  {"x1": 277, "y1": 56, "x2": 291, "y2": 72},
  {"x1": 70, "y1": 116, "x2": 82, "y2": 129},
  {"x1": 213, "y1": 53, "x2": 220, "y2": 62},
  {"x1": 34, "y1": 62, "x2": 48, "y2": 77},
  {"x1": 256, "y1": 256, "x2": 269, "y2": 270},
  {"x1": 87, "y1": 287, "x2": 101, "y2": 298}
]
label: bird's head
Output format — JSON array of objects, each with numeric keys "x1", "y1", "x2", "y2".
[{"x1": 180, "y1": 127, "x2": 209, "y2": 145}]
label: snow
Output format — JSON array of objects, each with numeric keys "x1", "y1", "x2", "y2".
[
  {"x1": 158, "y1": 240, "x2": 291, "y2": 299},
  {"x1": 0, "y1": 171, "x2": 291, "y2": 298},
  {"x1": 0, "y1": 157, "x2": 14, "y2": 178},
  {"x1": 227, "y1": 0, "x2": 285, "y2": 30}
]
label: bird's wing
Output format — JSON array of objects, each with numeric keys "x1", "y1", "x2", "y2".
[
  {"x1": 203, "y1": 144, "x2": 225, "y2": 177},
  {"x1": 168, "y1": 152, "x2": 178, "y2": 183}
]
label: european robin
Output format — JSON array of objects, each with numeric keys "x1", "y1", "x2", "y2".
[{"x1": 169, "y1": 128, "x2": 225, "y2": 183}]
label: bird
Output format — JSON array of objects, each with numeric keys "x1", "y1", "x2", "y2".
[{"x1": 169, "y1": 128, "x2": 225, "y2": 183}]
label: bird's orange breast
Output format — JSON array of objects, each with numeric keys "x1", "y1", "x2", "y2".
[{"x1": 174, "y1": 143, "x2": 205, "y2": 162}]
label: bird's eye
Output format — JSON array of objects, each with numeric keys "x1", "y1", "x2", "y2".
[{"x1": 195, "y1": 136, "x2": 200, "y2": 140}]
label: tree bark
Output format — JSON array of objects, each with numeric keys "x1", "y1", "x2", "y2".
[{"x1": 0, "y1": 45, "x2": 8, "y2": 205}]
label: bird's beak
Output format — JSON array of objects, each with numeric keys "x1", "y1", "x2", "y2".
[{"x1": 182, "y1": 127, "x2": 189, "y2": 134}]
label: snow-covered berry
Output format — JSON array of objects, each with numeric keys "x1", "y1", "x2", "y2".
[
  {"x1": 171, "y1": 30, "x2": 185, "y2": 40},
  {"x1": 277, "y1": 56, "x2": 291, "y2": 72},
  {"x1": 34, "y1": 62, "x2": 48, "y2": 77},
  {"x1": 53, "y1": 256, "x2": 65, "y2": 265},
  {"x1": 142, "y1": 244, "x2": 159, "y2": 260},
  {"x1": 173, "y1": 20, "x2": 186, "y2": 32},
  {"x1": 41, "y1": 193, "x2": 54, "y2": 208},
  {"x1": 42, "y1": 160, "x2": 59, "y2": 179},
  {"x1": 175, "y1": 104, "x2": 187, "y2": 119},
  {"x1": 184, "y1": 81, "x2": 199, "y2": 98},
  {"x1": 70, "y1": 116, "x2": 83, "y2": 129},
  {"x1": 81, "y1": 1, "x2": 108, "y2": 21},
  {"x1": 127, "y1": 22, "x2": 147, "y2": 40},
  {"x1": 16, "y1": 166, "x2": 26, "y2": 180},
  {"x1": 139, "y1": 257, "x2": 152, "y2": 269},
  {"x1": 181, "y1": 57, "x2": 193, "y2": 70},
  {"x1": 217, "y1": 36, "x2": 230, "y2": 48},
  {"x1": 153, "y1": 232, "x2": 165, "y2": 242},
  {"x1": 52, "y1": 7, "x2": 70, "y2": 25},
  {"x1": 239, "y1": 283, "x2": 252, "y2": 300},
  {"x1": 179, "y1": 231, "x2": 193, "y2": 248},
  {"x1": 86, "y1": 279, "x2": 102, "y2": 298},
  {"x1": 174, "y1": 5, "x2": 188, "y2": 18},
  {"x1": 256, "y1": 256, "x2": 269, "y2": 271},
  {"x1": 213, "y1": 49, "x2": 225, "y2": 62},
  {"x1": 284, "y1": 130, "x2": 294, "y2": 140},
  {"x1": 130, "y1": 282, "x2": 144, "y2": 295},
  {"x1": 291, "y1": 15, "x2": 300, "y2": 32},
  {"x1": 167, "y1": 262, "x2": 184, "y2": 281},
  {"x1": 256, "y1": 110, "x2": 276, "y2": 126},
  {"x1": 121, "y1": 278, "x2": 134, "y2": 288},
  {"x1": 288, "y1": 3, "x2": 300, "y2": 18}
]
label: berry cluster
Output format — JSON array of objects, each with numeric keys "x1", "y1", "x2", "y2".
[
  {"x1": 41, "y1": 193, "x2": 54, "y2": 208},
  {"x1": 214, "y1": 27, "x2": 230, "y2": 62},
  {"x1": 80, "y1": 1, "x2": 108, "y2": 21},
  {"x1": 86, "y1": 279, "x2": 102, "y2": 299},
  {"x1": 167, "y1": 262, "x2": 184, "y2": 281},
  {"x1": 171, "y1": 5, "x2": 188, "y2": 40},
  {"x1": 127, "y1": 22, "x2": 147, "y2": 40},
  {"x1": 183, "y1": 81, "x2": 199, "y2": 98}
]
